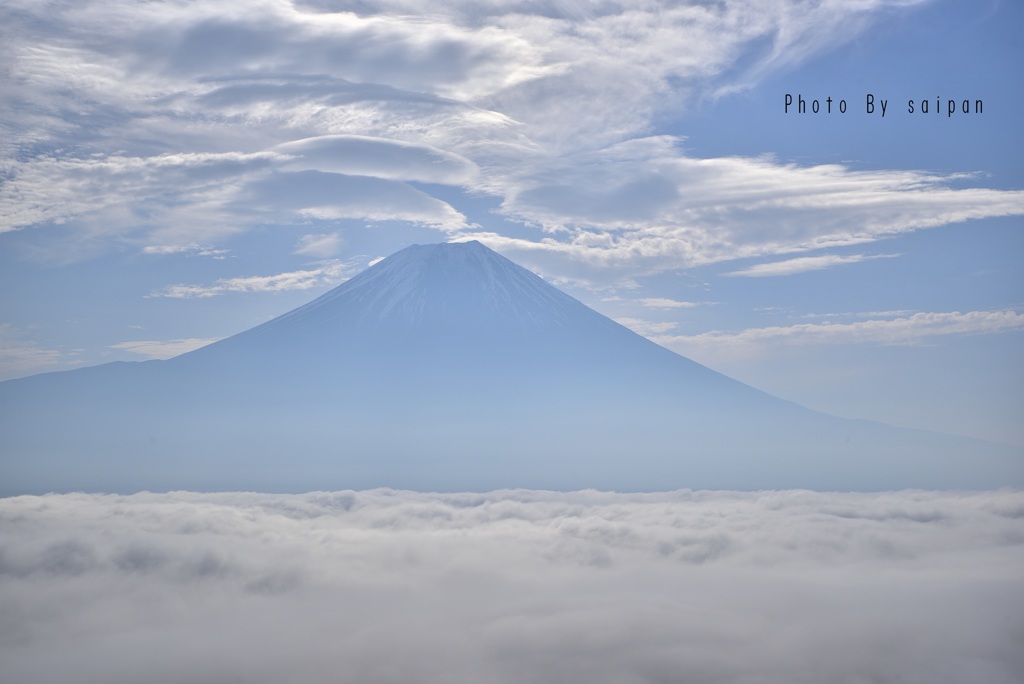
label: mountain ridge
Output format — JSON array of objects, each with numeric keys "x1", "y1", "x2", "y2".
[{"x1": 1, "y1": 241, "x2": 1021, "y2": 494}]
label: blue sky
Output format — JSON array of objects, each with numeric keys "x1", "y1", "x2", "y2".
[{"x1": 1, "y1": 0, "x2": 1022, "y2": 446}]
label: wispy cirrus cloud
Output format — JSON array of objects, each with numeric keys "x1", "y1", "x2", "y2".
[
  {"x1": 0, "y1": 149, "x2": 468, "y2": 256},
  {"x1": 725, "y1": 253, "x2": 901, "y2": 277},
  {"x1": 0, "y1": 151, "x2": 278, "y2": 257},
  {"x1": 142, "y1": 243, "x2": 230, "y2": 259},
  {"x1": 274, "y1": 135, "x2": 479, "y2": 185},
  {"x1": 637, "y1": 298, "x2": 703, "y2": 309},
  {"x1": 477, "y1": 141, "x2": 1024, "y2": 279},
  {"x1": 240, "y1": 171, "x2": 468, "y2": 229},
  {"x1": 149, "y1": 260, "x2": 356, "y2": 298},
  {"x1": 654, "y1": 310, "x2": 1024, "y2": 356},
  {"x1": 294, "y1": 232, "x2": 343, "y2": 258},
  {"x1": 109, "y1": 338, "x2": 220, "y2": 360},
  {"x1": 615, "y1": 317, "x2": 679, "y2": 336},
  {"x1": 0, "y1": 324, "x2": 69, "y2": 379}
]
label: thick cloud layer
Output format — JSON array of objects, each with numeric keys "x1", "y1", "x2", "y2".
[
  {"x1": 3, "y1": 0, "x2": 1022, "y2": 277},
  {"x1": 2, "y1": 488, "x2": 1022, "y2": 683}
]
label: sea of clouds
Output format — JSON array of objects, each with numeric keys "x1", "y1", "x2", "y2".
[{"x1": 2, "y1": 488, "x2": 1023, "y2": 683}]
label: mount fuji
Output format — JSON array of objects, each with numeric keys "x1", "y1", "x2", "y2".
[{"x1": 1, "y1": 241, "x2": 1021, "y2": 494}]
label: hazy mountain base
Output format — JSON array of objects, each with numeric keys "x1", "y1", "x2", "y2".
[
  {"x1": 2, "y1": 488, "x2": 1022, "y2": 684},
  {"x1": 2, "y1": 349, "x2": 1022, "y2": 494}
]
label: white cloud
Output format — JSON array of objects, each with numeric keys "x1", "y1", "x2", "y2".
[
  {"x1": 0, "y1": 151, "x2": 467, "y2": 254},
  {"x1": 0, "y1": 325, "x2": 67, "y2": 380},
  {"x1": 109, "y1": 338, "x2": 220, "y2": 360},
  {"x1": 150, "y1": 260, "x2": 355, "y2": 298},
  {"x1": 241, "y1": 171, "x2": 468, "y2": 230},
  {"x1": 274, "y1": 135, "x2": 478, "y2": 185},
  {"x1": 801, "y1": 309, "x2": 917, "y2": 320},
  {"x1": 615, "y1": 317, "x2": 679, "y2": 336},
  {"x1": 637, "y1": 298, "x2": 702, "y2": 309},
  {"x1": 143, "y1": 243, "x2": 230, "y2": 259},
  {"x1": 3, "y1": 0, "x2": 1018, "y2": 278},
  {"x1": 482, "y1": 141, "x2": 1024, "y2": 277},
  {"x1": 0, "y1": 151, "x2": 277, "y2": 249},
  {"x1": 294, "y1": 232, "x2": 343, "y2": 258},
  {"x1": 1, "y1": 488, "x2": 1022, "y2": 683},
  {"x1": 655, "y1": 310, "x2": 1024, "y2": 356},
  {"x1": 725, "y1": 253, "x2": 901, "y2": 277}
]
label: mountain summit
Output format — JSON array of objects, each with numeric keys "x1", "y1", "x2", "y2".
[
  {"x1": 199, "y1": 240, "x2": 643, "y2": 366},
  {"x1": 249, "y1": 240, "x2": 604, "y2": 336},
  {"x1": 2, "y1": 241, "x2": 1021, "y2": 494},
  {"x1": 186, "y1": 241, "x2": 746, "y2": 395}
]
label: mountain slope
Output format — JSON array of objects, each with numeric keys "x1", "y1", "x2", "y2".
[{"x1": 2, "y1": 241, "x2": 1021, "y2": 494}]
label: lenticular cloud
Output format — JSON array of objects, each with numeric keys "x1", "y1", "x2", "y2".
[{"x1": 2, "y1": 488, "x2": 1022, "y2": 683}]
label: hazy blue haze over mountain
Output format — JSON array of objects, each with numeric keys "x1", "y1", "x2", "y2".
[{"x1": 2, "y1": 242, "x2": 1020, "y2": 494}]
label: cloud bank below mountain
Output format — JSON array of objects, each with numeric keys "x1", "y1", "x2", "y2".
[{"x1": 3, "y1": 488, "x2": 1022, "y2": 683}]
